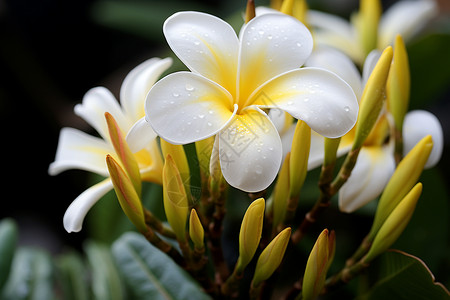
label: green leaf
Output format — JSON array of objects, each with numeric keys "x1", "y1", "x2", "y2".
[
  {"x1": 55, "y1": 251, "x2": 89, "y2": 300},
  {"x1": 1, "y1": 248, "x2": 54, "y2": 300},
  {"x1": 356, "y1": 250, "x2": 450, "y2": 300},
  {"x1": 84, "y1": 241, "x2": 125, "y2": 300},
  {"x1": 112, "y1": 232, "x2": 212, "y2": 300},
  {"x1": 0, "y1": 218, "x2": 18, "y2": 292}
]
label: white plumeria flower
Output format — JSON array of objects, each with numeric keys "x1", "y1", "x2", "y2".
[
  {"x1": 308, "y1": 0, "x2": 437, "y2": 64},
  {"x1": 145, "y1": 12, "x2": 359, "y2": 193},
  {"x1": 49, "y1": 57, "x2": 172, "y2": 232},
  {"x1": 301, "y1": 46, "x2": 443, "y2": 213}
]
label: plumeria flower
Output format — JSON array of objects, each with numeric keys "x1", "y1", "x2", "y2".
[
  {"x1": 49, "y1": 57, "x2": 172, "y2": 232},
  {"x1": 145, "y1": 11, "x2": 358, "y2": 193},
  {"x1": 308, "y1": 0, "x2": 437, "y2": 64},
  {"x1": 297, "y1": 46, "x2": 443, "y2": 213}
]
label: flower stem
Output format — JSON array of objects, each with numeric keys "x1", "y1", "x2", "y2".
[
  {"x1": 143, "y1": 208, "x2": 176, "y2": 239},
  {"x1": 141, "y1": 226, "x2": 185, "y2": 267},
  {"x1": 324, "y1": 259, "x2": 369, "y2": 293},
  {"x1": 291, "y1": 147, "x2": 361, "y2": 244}
]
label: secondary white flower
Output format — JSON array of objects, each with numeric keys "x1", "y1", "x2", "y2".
[
  {"x1": 49, "y1": 57, "x2": 172, "y2": 232},
  {"x1": 308, "y1": 0, "x2": 437, "y2": 64},
  {"x1": 145, "y1": 11, "x2": 358, "y2": 192},
  {"x1": 303, "y1": 47, "x2": 443, "y2": 212}
]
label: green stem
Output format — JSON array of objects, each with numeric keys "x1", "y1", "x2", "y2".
[
  {"x1": 144, "y1": 208, "x2": 176, "y2": 239},
  {"x1": 291, "y1": 147, "x2": 361, "y2": 244},
  {"x1": 221, "y1": 267, "x2": 244, "y2": 298},
  {"x1": 141, "y1": 226, "x2": 185, "y2": 267},
  {"x1": 324, "y1": 259, "x2": 369, "y2": 294}
]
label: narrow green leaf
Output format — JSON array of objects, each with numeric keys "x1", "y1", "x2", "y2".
[
  {"x1": 84, "y1": 241, "x2": 125, "y2": 300},
  {"x1": 1, "y1": 248, "x2": 54, "y2": 300},
  {"x1": 55, "y1": 251, "x2": 89, "y2": 300},
  {"x1": 356, "y1": 250, "x2": 450, "y2": 300},
  {"x1": 0, "y1": 218, "x2": 18, "y2": 292},
  {"x1": 112, "y1": 232, "x2": 211, "y2": 300}
]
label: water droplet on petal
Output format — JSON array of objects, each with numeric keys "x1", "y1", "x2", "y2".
[
  {"x1": 194, "y1": 41, "x2": 200, "y2": 46},
  {"x1": 258, "y1": 30, "x2": 264, "y2": 35},
  {"x1": 185, "y1": 84, "x2": 195, "y2": 92},
  {"x1": 344, "y1": 106, "x2": 350, "y2": 112},
  {"x1": 296, "y1": 42, "x2": 302, "y2": 47},
  {"x1": 267, "y1": 35, "x2": 273, "y2": 40},
  {"x1": 255, "y1": 165, "x2": 263, "y2": 175},
  {"x1": 199, "y1": 114, "x2": 205, "y2": 119},
  {"x1": 303, "y1": 97, "x2": 309, "y2": 102},
  {"x1": 172, "y1": 92, "x2": 179, "y2": 97},
  {"x1": 207, "y1": 122, "x2": 212, "y2": 126}
]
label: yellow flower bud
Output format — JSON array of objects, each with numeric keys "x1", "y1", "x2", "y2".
[
  {"x1": 105, "y1": 112, "x2": 141, "y2": 195},
  {"x1": 369, "y1": 135, "x2": 432, "y2": 238},
  {"x1": 302, "y1": 229, "x2": 335, "y2": 300},
  {"x1": 237, "y1": 198, "x2": 265, "y2": 272},
  {"x1": 189, "y1": 209, "x2": 204, "y2": 250},
  {"x1": 289, "y1": 120, "x2": 311, "y2": 199},
  {"x1": 195, "y1": 136, "x2": 214, "y2": 179},
  {"x1": 323, "y1": 137, "x2": 341, "y2": 167},
  {"x1": 106, "y1": 155, "x2": 146, "y2": 233},
  {"x1": 163, "y1": 154, "x2": 189, "y2": 241},
  {"x1": 252, "y1": 227, "x2": 291, "y2": 287},
  {"x1": 363, "y1": 183, "x2": 422, "y2": 263},
  {"x1": 245, "y1": 0, "x2": 256, "y2": 23},
  {"x1": 272, "y1": 153, "x2": 290, "y2": 231},
  {"x1": 387, "y1": 35, "x2": 410, "y2": 130},
  {"x1": 353, "y1": 46, "x2": 393, "y2": 149},
  {"x1": 161, "y1": 139, "x2": 192, "y2": 203},
  {"x1": 357, "y1": 0, "x2": 382, "y2": 57}
]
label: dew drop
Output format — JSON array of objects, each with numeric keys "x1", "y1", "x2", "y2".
[
  {"x1": 172, "y1": 92, "x2": 179, "y2": 97},
  {"x1": 267, "y1": 35, "x2": 273, "y2": 40},
  {"x1": 303, "y1": 97, "x2": 309, "y2": 102},
  {"x1": 258, "y1": 30, "x2": 265, "y2": 35},
  {"x1": 194, "y1": 41, "x2": 200, "y2": 46},
  {"x1": 185, "y1": 83, "x2": 195, "y2": 91},
  {"x1": 344, "y1": 106, "x2": 350, "y2": 112},
  {"x1": 208, "y1": 110, "x2": 214, "y2": 114},
  {"x1": 198, "y1": 114, "x2": 205, "y2": 119},
  {"x1": 255, "y1": 165, "x2": 263, "y2": 175},
  {"x1": 296, "y1": 42, "x2": 302, "y2": 47},
  {"x1": 207, "y1": 122, "x2": 212, "y2": 126}
]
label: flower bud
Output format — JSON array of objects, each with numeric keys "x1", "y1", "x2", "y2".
[
  {"x1": 363, "y1": 183, "x2": 422, "y2": 263},
  {"x1": 252, "y1": 227, "x2": 291, "y2": 287},
  {"x1": 237, "y1": 198, "x2": 265, "y2": 272},
  {"x1": 289, "y1": 120, "x2": 311, "y2": 199},
  {"x1": 106, "y1": 155, "x2": 146, "y2": 233},
  {"x1": 161, "y1": 139, "x2": 192, "y2": 203},
  {"x1": 353, "y1": 46, "x2": 393, "y2": 149},
  {"x1": 369, "y1": 135, "x2": 432, "y2": 238},
  {"x1": 387, "y1": 35, "x2": 410, "y2": 130},
  {"x1": 272, "y1": 153, "x2": 290, "y2": 231},
  {"x1": 189, "y1": 209, "x2": 204, "y2": 250},
  {"x1": 105, "y1": 112, "x2": 141, "y2": 195},
  {"x1": 302, "y1": 229, "x2": 335, "y2": 300},
  {"x1": 357, "y1": 0, "x2": 381, "y2": 57},
  {"x1": 163, "y1": 154, "x2": 189, "y2": 241}
]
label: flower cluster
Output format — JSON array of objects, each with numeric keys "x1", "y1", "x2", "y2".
[{"x1": 49, "y1": 0, "x2": 446, "y2": 299}]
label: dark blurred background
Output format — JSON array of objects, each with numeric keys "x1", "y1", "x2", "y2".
[{"x1": 1, "y1": 0, "x2": 449, "y2": 286}]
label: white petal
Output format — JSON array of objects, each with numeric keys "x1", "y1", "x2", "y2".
[
  {"x1": 218, "y1": 108, "x2": 282, "y2": 192},
  {"x1": 126, "y1": 117, "x2": 158, "y2": 153},
  {"x1": 339, "y1": 146, "x2": 395, "y2": 213},
  {"x1": 250, "y1": 67, "x2": 358, "y2": 138},
  {"x1": 120, "y1": 57, "x2": 173, "y2": 121},
  {"x1": 48, "y1": 128, "x2": 113, "y2": 176},
  {"x1": 403, "y1": 110, "x2": 443, "y2": 168},
  {"x1": 163, "y1": 11, "x2": 239, "y2": 96},
  {"x1": 362, "y1": 50, "x2": 381, "y2": 86},
  {"x1": 145, "y1": 72, "x2": 236, "y2": 145},
  {"x1": 305, "y1": 46, "x2": 363, "y2": 100},
  {"x1": 238, "y1": 13, "x2": 313, "y2": 103},
  {"x1": 378, "y1": 0, "x2": 437, "y2": 49},
  {"x1": 63, "y1": 179, "x2": 113, "y2": 232},
  {"x1": 75, "y1": 87, "x2": 131, "y2": 141},
  {"x1": 307, "y1": 10, "x2": 360, "y2": 62}
]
